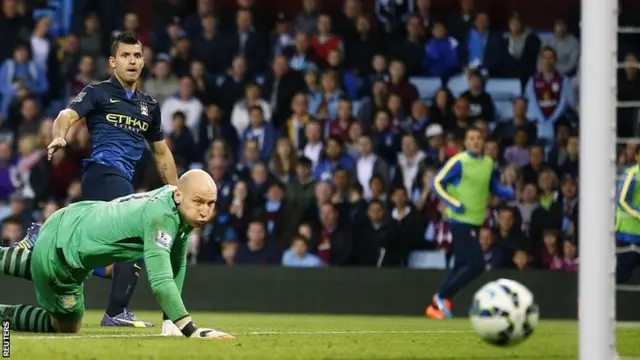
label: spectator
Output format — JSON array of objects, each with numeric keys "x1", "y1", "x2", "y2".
[
  {"x1": 557, "y1": 134, "x2": 579, "y2": 179},
  {"x1": 160, "y1": 76, "x2": 203, "y2": 136},
  {"x1": 241, "y1": 106, "x2": 277, "y2": 161},
  {"x1": 271, "y1": 13, "x2": 296, "y2": 58},
  {"x1": 460, "y1": 70, "x2": 495, "y2": 122},
  {"x1": 394, "y1": 134, "x2": 429, "y2": 195},
  {"x1": 354, "y1": 199, "x2": 396, "y2": 266},
  {"x1": 460, "y1": 11, "x2": 504, "y2": 75},
  {"x1": 517, "y1": 183, "x2": 540, "y2": 234},
  {"x1": 113, "y1": 12, "x2": 150, "y2": 45},
  {"x1": 387, "y1": 60, "x2": 419, "y2": 110},
  {"x1": 503, "y1": 13, "x2": 541, "y2": 81},
  {"x1": 370, "y1": 109, "x2": 400, "y2": 165},
  {"x1": 286, "y1": 157, "x2": 316, "y2": 211},
  {"x1": 560, "y1": 238, "x2": 578, "y2": 271},
  {"x1": 282, "y1": 233, "x2": 324, "y2": 267},
  {"x1": 535, "y1": 229, "x2": 561, "y2": 269},
  {"x1": 429, "y1": 88, "x2": 455, "y2": 127},
  {"x1": 479, "y1": 227, "x2": 507, "y2": 269},
  {"x1": 143, "y1": 55, "x2": 178, "y2": 105},
  {"x1": 493, "y1": 97, "x2": 536, "y2": 147},
  {"x1": 0, "y1": 0, "x2": 31, "y2": 63},
  {"x1": 198, "y1": 104, "x2": 239, "y2": 159},
  {"x1": 543, "y1": 18, "x2": 579, "y2": 76},
  {"x1": 312, "y1": 202, "x2": 352, "y2": 265},
  {"x1": 247, "y1": 161, "x2": 271, "y2": 202},
  {"x1": 234, "y1": 220, "x2": 281, "y2": 265},
  {"x1": 286, "y1": 93, "x2": 314, "y2": 150},
  {"x1": 314, "y1": 136, "x2": 354, "y2": 182},
  {"x1": 356, "y1": 135, "x2": 391, "y2": 199},
  {"x1": 182, "y1": 0, "x2": 217, "y2": 38},
  {"x1": 333, "y1": 0, "x2": 362, "y2": 45},
  {"x1": 192, "y1": 14, "x2": 228, "y2": 75},
  {"x1": 521, "y1": 145, "x2": 547, "y2": 185},
  {"x1": 392, "y1": 15, "x2": 425, "y2": 77},
  {"x1": 70, "y1": 55, "x2": 98, "y2": 97},
  {"x1": 11, "y1": 135, "x2": 47, "y2": 201},
  {"x1": 79, "y1": 13, "x2": 105, "y2": 59},
  {"x1": 331, "y1": 167, "x2": 351, "y2": 205},
  {"x1": 295, "y1": 0, "x2": 320, "y2": 35},
  {"x1": 228, "y1": 9, "x2": 266, "y2": 75},
  {"x1": 356, "y1": 79, "x2": 389, "y2": 129},
  {"x1": 450, "y1": 97, "x2": 470, "y2": 134},
  {"x1": 413, "y1": 0, "x2": 438, "y2": 36},
  {"x1": 389, "y1": 187, "x2": 424, "y2": 263},
  {"x1": 617, "y1": 52, "x2": 640, "y2": 137},
  {"x1": 231, "y1": 82, "x2": 273, "y2": 136},
  {"x1": 219, "y1": 56, "x2": 253, "y2": 115},
  {"x1": 387, "y1": 93, "x2": 407, "y2": 132},
  {"x1": 0, "y1": 44, "x2": 48, "y2": 118},
  {"x1": 255, "y1": 181, "x2": 294, "y2": 246},
  {"x1": 346, "y1": 121, "x2": 364, "y2": 159},
  {"x1": 270, "y1": 137, "x2": 298, "y2": 183},
  {"x1": 447, "y1": 0, "x2": 476, "y2": 42},
  {"x1": 168, "y1": 111, "x2": 197, "y2": 167},
  {"x1": 301, "y1": 120, "x2": 324, "y2": 168},
  {"x1": 424, "y1": 22, "x2": 459, "y2": 78},
  {"x1": 375, "y1": 0, "x2": 413, "y2": 35},
  {"x1": 309, "y1": 70, "x2": 343, "y2": 121},
  {"x1": 284, "y1": 32, "x2": 320, "y2": 72},
  {"x1": 15, "y1": 98, "x2": 42, "y2": 137},
  {"x1": 547, "y1": 121, "x2": 574, "y2": 171},
  {"x1": 525, "y1": 46, "x2": 572, "y2": 142},
  {"x1": 512, "y1": 248, "x2": 531, "y2": 270},
  {"x1": 424, "y1": 124, "x2": 445, "y2": 164},
  {"x1": 227, "y1": 181, "x2": 252, "y2": 239},
  {"x1": 328, "y1": 98, "x2": 354, "y2": 141},
  {"x1": 0, "y1": 141, "x2": 15, "y2": 202},
  {"x1": 347, "y1": 15, "x2": 381, "y2": 77},
  {"x1": 169, "y1": 35, "x2": 192, "y2": 78},
  {"x1": 494, "y1": 206, "x2": 527, "y2": 259},
  {"x1": 503, "y1": 128, "x2": 530, "y2": 168},
  {"x1": 262, "y1": 55, "x2": 307, "y2": 129},
  {"x1": 190, "y1": 60, "x2": 218, "y2": 105},
  {"x1": 219, "y1": 239, "x2": 239, "y2": 265},
  {"x1": 0, "y1": 218, "x2": 23, "y2": 246}
]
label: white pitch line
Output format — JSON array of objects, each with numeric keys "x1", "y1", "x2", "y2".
[{"x1": 13, "y1": 330, "x2": 472, "y2": 340}]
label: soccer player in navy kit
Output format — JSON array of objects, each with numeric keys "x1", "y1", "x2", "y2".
[{"x1": 45, "y1": 31, "x2": 179, "y2": 328}]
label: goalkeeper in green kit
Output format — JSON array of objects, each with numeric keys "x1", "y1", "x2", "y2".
[{"x1": 0, "y1": 170, "x2": 233, "y2": 338}]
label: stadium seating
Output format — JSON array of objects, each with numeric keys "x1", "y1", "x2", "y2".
[{"x1": 410, "y1": 77, "x2": 442, "y2": 101}]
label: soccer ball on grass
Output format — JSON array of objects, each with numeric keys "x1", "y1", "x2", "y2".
[{"x1": 469, "y1": 278, "x2": 539, "y2": 346}]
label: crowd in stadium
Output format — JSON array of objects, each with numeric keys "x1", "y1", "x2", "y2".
[{"x1": 0, "y1": 0, "x2": 639, "y2": 270}]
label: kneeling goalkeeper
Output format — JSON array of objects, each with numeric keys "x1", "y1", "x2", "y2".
[{"x1": 0, "y1": 170, "x2": 232, "y2": 338}]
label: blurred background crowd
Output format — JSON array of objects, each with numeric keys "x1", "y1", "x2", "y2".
[{"x1": 0, "y1": 0, "x2": 639, "y2": 271}]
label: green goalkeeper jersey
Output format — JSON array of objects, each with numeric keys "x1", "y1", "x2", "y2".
[{"x1": 49, "y1": 185, "x2": 193, "y2": 321}]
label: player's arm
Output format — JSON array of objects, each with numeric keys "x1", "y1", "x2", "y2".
[
  {"x1": 147, "y1": 104, "x2": 179, "y2": 185},
  {"x1": 431, "y1": 155, "x2": 464, "y2": 212},
  {"x1": 170, "y1": 230, "x2": 190, "y2": 294},
  {"x1": 142, "y1": 209, "x2": 194, "y2": 335},
  {"x1": 617, "y1": 171, "x2": 640, "y2": 219},
  {"x1": 489, "y1": 168, "x2": 515, "y2": 201},
  {"x1": 49, "y1": 86, "x2": 96, "y2": 158}
]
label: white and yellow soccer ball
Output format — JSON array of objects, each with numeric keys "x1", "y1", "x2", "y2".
[{"x1": 469, "y1": 278, "x2": 540, "y2": 346}]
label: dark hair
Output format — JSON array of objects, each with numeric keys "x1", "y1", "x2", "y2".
[
  {"x1": 540, "y1": 46, "x2": 557, "y2": 59},
  {"x1": 172, "y1": 111, "x2": 186, "y2": 120},
  {"x1": 465, "y1": 126, "x2": 482, "y2": 137},
  {"x1": 368, "y1": 199, "x2": 385, "y2": 209},
  {"x1": 297, "y1": 156, "x2": 312, "y2": 168},
  {"x1": 111, "y1": 31, "x2": 141, "y2": 56},
  {"x1": 249, "y1": 105, "x2": 264, "y2": 115}
]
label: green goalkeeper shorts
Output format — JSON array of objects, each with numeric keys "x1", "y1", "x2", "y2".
[{"x1": 30, "y1": 216, "x2": 90, "y2": 323}]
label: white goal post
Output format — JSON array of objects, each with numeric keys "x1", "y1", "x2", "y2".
[{"x1": 579, "y1": 0, "x2": 618, "y2": 359}]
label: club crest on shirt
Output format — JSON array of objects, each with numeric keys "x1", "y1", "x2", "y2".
[
  {"x1": 72, "y1": 91, "x2": 86, "y2": 104},
  {"x1": 155, "y1": 230, "x2": 172, "y2": 249},
  {"x1": 62, "y1": 295, "x2": 77, "y2": 309},
  {"x1": 140, "y1": 102, "x2": 149, "y2": 116}
]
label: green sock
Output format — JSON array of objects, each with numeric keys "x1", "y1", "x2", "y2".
[
  {"x1": 0, "y1": 247, "x2": 32, "y2": 280},
  {"x1": 0, "y1": 304, "x2": 55, "y2": 332}
]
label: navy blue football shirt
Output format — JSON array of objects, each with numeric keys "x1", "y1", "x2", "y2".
[{"x1": 68, "y1": 77, "x2": 164, "y2": 180}]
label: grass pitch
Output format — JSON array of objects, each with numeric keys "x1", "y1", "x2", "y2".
[{"x1": 8, "y1": 311, "x2": 640, "y2": 359}]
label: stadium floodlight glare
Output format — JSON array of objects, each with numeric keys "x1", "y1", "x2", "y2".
[{"x1": 579, "y1": 0, "x2": 618, "y2": 359}]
